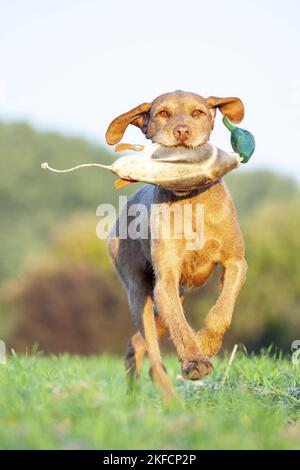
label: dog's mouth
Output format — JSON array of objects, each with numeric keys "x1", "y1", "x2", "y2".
[
  {"x1": 151, "y1": 134, "x2": 209, "y2": 149},
  {"x1": 151, "y1": 135, "x2": 208, "y2": 150},
  {"x1": 171, "y1": 142, "x2": 196, "y2": 148},
  {"x1": 150, "y1": 143, "x2": 213, "y2": 165},
  {"x1": 158, "y1": 142, "x2": 206, "y2": 150}
]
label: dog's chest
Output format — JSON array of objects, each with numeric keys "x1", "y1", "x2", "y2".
[{"x1": 180, "y1": 239, "x2": 221, "y2": 288}]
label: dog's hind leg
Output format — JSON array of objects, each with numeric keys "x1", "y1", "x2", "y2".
[
  {"x1": 125, "y1": 331, "x2": 147, "y2": 380},
  {"x1": 109, "y1": 233, "x2": 173, "y2": 397},
  {"x1": 125, "y1": 316, "x2": 168, "y2": 380},
  {"x1": 142, "y1": 297, "x2": 175, "y2": 400},
  {"x1": 126, "y1": 277, "x2": 174, "y2": 398}
]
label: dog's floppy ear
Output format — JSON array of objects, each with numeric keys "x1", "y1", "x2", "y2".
[
  {"x1": 106, "y1": 102, "x2": 152, "y2": 145},
  {"x1": 206, "y1": 96, "x2": 244, "y2": 124}
]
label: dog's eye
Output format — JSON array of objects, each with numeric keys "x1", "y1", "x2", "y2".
[
  {"x1": 158, "y1": 110, "x2": 170, "y2": 118},
  {"x1": 192, "y1": 110, "x2": 204, "y2": 118}
]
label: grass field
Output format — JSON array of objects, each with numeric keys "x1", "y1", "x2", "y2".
[{"x1": 0, "y1": 351, "x2": 299, "y2": 450}]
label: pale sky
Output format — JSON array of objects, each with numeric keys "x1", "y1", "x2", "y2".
[{"x1": 1, "y1": 0, "x2": 300, "y2": 179}]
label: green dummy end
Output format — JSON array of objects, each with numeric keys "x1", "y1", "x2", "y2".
[{"x1": 222, "y1": 116, "x2": 255, "y2": 164}]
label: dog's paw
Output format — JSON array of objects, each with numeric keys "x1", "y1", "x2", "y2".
[{"x1": 181, "y1": 356, "x2": 213, "y2": 381}]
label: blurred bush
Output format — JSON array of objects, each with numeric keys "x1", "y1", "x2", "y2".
[
  {"x1": 3, "y1": 214, "x2": 133, "y2": 355},
  {"x1": 6, "y1": 261, "x2": 133, "y2": 355},
  {"x1": 1, "y1": 121, "x2": 300, "y2": 355}
]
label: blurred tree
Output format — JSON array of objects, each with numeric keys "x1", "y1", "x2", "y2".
[
  {"x1": 225, "y1": 169, "x2": 298, "y2": 218},
  {"x1": 0, "y1": 121, "x2": 137, "y2": 281}
]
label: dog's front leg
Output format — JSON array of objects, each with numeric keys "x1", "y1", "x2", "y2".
[
  {"x1": 198, "y1": 257, "x2": 248, "y2": 357},
  {"x1": 152, "y1": 240, "x2": 212, "y2": 380}
]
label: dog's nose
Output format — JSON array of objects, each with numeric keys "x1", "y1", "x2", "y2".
[{"x1": 173, "y1": 124, "x2": 192, "y2": 142}]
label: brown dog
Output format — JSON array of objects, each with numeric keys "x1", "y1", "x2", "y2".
[{"x1": 106, "y1": 91, "x2": 247, "y2": 398}]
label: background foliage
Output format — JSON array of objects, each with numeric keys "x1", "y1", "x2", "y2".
[{"x1": 1, "y1": 121, "x2": 299, "y2": 355}]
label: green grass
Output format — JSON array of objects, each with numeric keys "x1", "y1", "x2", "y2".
[{"x1": 0, "y1": 351, "x2": 299, "y2": 450}]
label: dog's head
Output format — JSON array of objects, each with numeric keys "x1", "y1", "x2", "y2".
[{"x1": 106, "y1": 90, "x2": 244, "y2": 148}]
